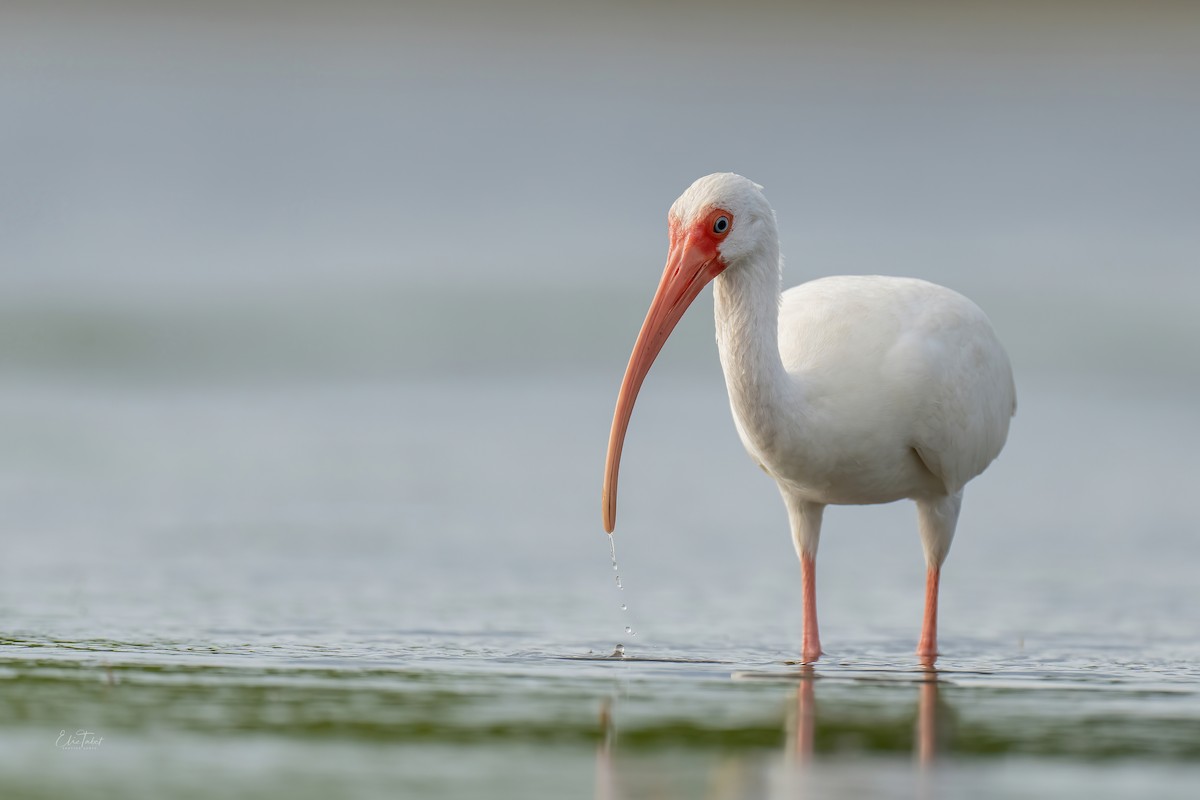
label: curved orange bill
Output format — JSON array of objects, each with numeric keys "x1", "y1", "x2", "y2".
[{"x1": 602, "y1": 226, "x2": 725, "y2": 532}]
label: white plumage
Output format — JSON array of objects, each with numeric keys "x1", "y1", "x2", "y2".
[{"x1": 603, "y1": 173, "x2": 1016, "y2": 663}]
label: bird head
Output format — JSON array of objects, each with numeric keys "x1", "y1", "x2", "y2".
[
  {"x1": 668, "y1": 172, "x2": 775, "y2": 268},
  {"x1": 602, "y1": 173, "x2": 774, "y2": 533}
]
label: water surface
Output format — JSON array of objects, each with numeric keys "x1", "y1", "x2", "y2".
[{"x1": 1, "y1": 374, "x2": 1198, "y2": 798}]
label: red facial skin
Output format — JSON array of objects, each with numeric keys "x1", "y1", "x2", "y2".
[{"x1": 602, "y1": 208, "x2": 734, "y2": 533}]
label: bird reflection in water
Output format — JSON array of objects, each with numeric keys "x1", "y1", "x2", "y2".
[
  {"x1": 596, "y1": 665, "x2": 952, "y2": 799},
  {"x1": 915, "y1": 667, "x2": 944, "y2": 767},
  {"x1": 786, "y1": 665, "x2": 818, "y2": 765},
  {"x1": 789, "y1": 666, "x2": 948, "y2": 768},
  {"x1": 595, "y1": 697, "x2": 617, "y2": 800}
]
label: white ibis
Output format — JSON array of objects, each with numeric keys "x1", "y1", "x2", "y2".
[{"x1": 603, "y1": 173, "x2": 1015, "y2": 664}]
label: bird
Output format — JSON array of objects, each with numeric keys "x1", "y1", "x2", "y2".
[{"x1": 602, "y1": 173, "x2": 1015, "y2": 664}]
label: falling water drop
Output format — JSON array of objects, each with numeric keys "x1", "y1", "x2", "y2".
[
  {"x1": 609, "y1": 534, "x2": 624, "y2": 589},
  {"x1": 606, "y1": 534, "x2": 636, "y2": 644}
]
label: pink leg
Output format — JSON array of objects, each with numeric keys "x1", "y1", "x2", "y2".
[
  {"x1": 801, "y1": 553, "x2": 822, "y2": 663},
  {"x1": 917, "y1": 566, "x2": 940, "y2": 664}
]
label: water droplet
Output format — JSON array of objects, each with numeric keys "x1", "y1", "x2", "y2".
[{"x1": 606, "y1": 535, "x2": 635, "y2": 641}]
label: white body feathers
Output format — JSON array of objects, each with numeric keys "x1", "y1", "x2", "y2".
[
  {"x1": 718, "y1": 273, "x2": 1015, "y2": 508},
  {"x1": 684, "y1": 172, "x2": 1015, "y2": 566}
]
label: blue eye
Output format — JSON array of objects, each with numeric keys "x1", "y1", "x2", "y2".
[{"x1": 713, "y1": 216, "x2": 730, "y2": 234}]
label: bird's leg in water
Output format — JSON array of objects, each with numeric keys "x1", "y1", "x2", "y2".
[
  {"x1": 801, "y1": 553, "x2": 822, "y2": 663},
  {"x1": 916, "y1": 494, "x2": 957, "y2": 664},
  {"x1": 917, "y1": 565, "x2": 940, "y2": 663}
]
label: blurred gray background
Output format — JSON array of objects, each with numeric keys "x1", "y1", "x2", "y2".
[
  {"x1": 1, "y1": 1, "x2": 1197, "y2": 650},
  {"x1": 4, "y1": 1, "x2": 1197, "y2": 379}
]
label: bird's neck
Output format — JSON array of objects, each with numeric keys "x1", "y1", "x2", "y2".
[{"x1": 713, "y1": 238, "x2": 793, "y2": 451}]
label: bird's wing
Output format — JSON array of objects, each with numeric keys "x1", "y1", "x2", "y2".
[
  {"x1": 778, "y1": 276, "x2": 1015, "y2": 495},
  {"x1": 900, "y1": 287, "x2": 1016, "y2": 493}
]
